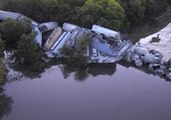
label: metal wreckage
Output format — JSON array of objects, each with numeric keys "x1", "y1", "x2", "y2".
[{"x1": 0, "y1": 10, "x2": 171, "y2": 80}]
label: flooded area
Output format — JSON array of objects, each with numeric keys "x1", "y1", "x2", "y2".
[{"x1": 1, "y1": 63, "x2": 171, "y2": 120}]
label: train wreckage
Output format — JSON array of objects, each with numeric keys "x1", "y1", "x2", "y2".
[{"x1": 0, "y1": 10, "x2": 171, "y2": 80}]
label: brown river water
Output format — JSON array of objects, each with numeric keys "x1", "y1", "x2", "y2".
[{"x1": 1, "y1": 63, "x2": 171, "y2": 120}]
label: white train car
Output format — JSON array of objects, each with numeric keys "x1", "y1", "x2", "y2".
[
  {"x1": 91, "y1": 25, "x2": 121, "y2": 42},
  {"x1": 43, "y1": 27, "x2": 62, "y2": 50},
  {"x1": 50, "y1": 32, "x2": 71, "y2": 56},
  {"x1": 62, "y1": 23, "x2": 77, "y2": 32}
]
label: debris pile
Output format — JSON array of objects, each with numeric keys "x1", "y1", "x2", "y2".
[
  {"x1": 124, "y1": 46, "x2": 163, "y2": 67},
  {"x1": 1, "y1": 10, "x2": 171, "y2": 80}
]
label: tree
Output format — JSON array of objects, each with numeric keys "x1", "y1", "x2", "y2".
[
  {"x1": 0, "y1": 87, "x2": 13, "y2": 118},
  {"x1": 0, "y1": 19, "x2": 31, "y2": 49},
  {"x1": 118, "y1": 0, "x2": 147, "y2": 26},
  {"x1": 145, "y1": 0, "x2": 168, "y2": 21},
  {"x1": 16, "y1": 32, "x2": 45, "y2": 71},
  {"x1": 0, "y1": 59, "x2": 5, "y2": 83},
  {"x1": 0, "y1": 37, "x2": 5, "y2": 56},
  {"x1": 168, "y1": 0, "x2": 171, "y2": 4},
  {"x1": 77, "y1": 0, "x2": 126, "y2": 30},
  {"x1": 0, "y1": 0, "x2": 59, "y2": 22},
  {"x1": 0, "y1": 60, "x2": 4, "y2": 83},
  {"x1": 0, "y1": 36, "x2": 5, "y2": 83},
  {"x1": 60, "y1": 36, "x2": 90, "y2": 66}
]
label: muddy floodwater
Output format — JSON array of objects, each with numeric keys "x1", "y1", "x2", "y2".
[{"x1": 1, "y1": 63, "x2": 171, "y2": 120}]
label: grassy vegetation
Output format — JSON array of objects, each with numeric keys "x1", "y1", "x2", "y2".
[{"x1": 128, "y1": 6, "x2": 171, "y2": 43}]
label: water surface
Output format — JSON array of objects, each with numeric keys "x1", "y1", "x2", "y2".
[{"x1": 1, "y1": 64, "x2": 171, "y2": 120}]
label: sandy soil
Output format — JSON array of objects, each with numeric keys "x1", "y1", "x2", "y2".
[{"x1": 138, "y1": 23, "x2": 171, "y2": 62}]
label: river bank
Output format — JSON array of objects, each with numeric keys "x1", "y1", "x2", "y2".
[
  {"x1": 127, "y1": 6, "x2": 171, "y2": 42},
  {"x1": 138, "y1": 22, "x2": 171, "y2": 62}
]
